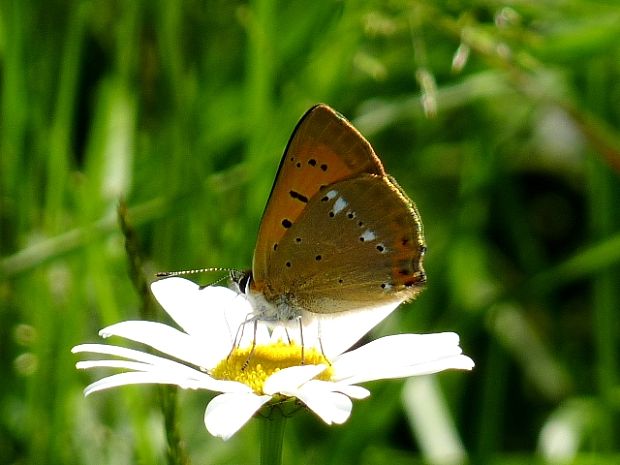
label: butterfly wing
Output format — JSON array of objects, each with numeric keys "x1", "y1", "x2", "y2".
[
  {"x1": 261, "y1": 174, "x2": 426, "y2": 313},
  {"x1": 252, "y1": 104, "x2": 385, "y2": 286}
]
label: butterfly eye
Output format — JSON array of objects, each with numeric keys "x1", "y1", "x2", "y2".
[{"x1": 230, "y1": 270, "x2": 252, "y2": 295}]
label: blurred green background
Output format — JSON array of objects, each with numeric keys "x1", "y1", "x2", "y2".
[{"x1": 1, "y1": 1, "x2": 619, "y2": 464}]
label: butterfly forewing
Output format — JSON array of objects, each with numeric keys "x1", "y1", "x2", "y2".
[{"x1": 252, "y1": 104, "x2": 385, "y2": 286}]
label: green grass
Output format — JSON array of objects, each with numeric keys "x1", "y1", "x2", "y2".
[{"x1": 1, "y1": 1, "x2": 620, "y2": 464}]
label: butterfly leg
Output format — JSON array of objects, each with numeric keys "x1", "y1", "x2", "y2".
[
  {"x1": 316, "y1": 320, "x2": 332, "y2": 366},
  {"x1": 298, "y1": 316, "x2": 305, "y2": 365},
  {"x1": 283, "y1": 327, "x2": 293, "y2": 344},
  {"x1": 228, "y1": 313, "x2": 253, "y2": 360},
  {"x1": 241, "y1": 320, "x2": 258, "y2": 371},
  {"x1": 283, "y1": 318, "x2": 305, "y2": 364}
]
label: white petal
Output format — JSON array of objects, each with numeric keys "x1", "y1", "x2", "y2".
[
  {"x1": 298, "y1": 379, "x2": 371, "y2": 399},
  {"x1": 294, "y1": 383, "x2": 353, "y2": 425},
  {"x1": 98, "y1": 320, "x2": 217, "y2": 368},
  {"x1": 262, "y1": 364, "x2": 326, "y2": 395},
  {"x1": 81, "y1": 371, "x2": 244, "y2": 396},
  {"x1": 73, "y1": 343, "x2": 208, "y2": 376},
  {"x1": 73, "y1": 343, "x2": 196, "y2": 368},
  {"x1": 151, "y1": 277, "x2": 271, "y2": 354},
  {"x1": 151, "y1": 277, "x2": 251, "y2": 342},
  {"x1": 76, "y1": 360, "x2": 156, "y2": 372},
  {"x1": 73, "y1": 344, "x2": 251, "y2": 394},
  {"x1": 76, "y1": 358, "x2": 219, "y2": 386},
  {"x1": 204, "y1": 392, "x2": 272, "y2": 440},
  {"x1": 332, "y1": 333, "x2": 474, "y2": 384},
  {"x1": 334, "y1": 384, "x2": 370, "y2": 399},
  {"x1": 346, "y1": 355, "x2": 475, "y2": 383},
  {"x1": 299, "y1": 301, "x2": 401, "y2": 359}
]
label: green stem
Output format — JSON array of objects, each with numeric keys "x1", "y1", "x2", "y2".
[{"x1": 260, "y1": 407, "x2": 286, "y2": 465}]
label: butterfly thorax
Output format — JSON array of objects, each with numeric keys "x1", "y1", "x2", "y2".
[
  {"x1": 230, "y1": 270, "x2": 303, "y2": 321},
  {"x1": 248, "y1": 286, "x2": 303, "y2": 321}
]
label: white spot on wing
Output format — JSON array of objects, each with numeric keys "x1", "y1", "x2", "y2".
[
  {"x1": 332, "y1": 197, "x2": 348, "y2": 215},
  {"x1": 325, "y1": 190, "x2": 338, "y2": 200},
  {"x1": 361, "y1": 230, "x2": 376, "y2": 242}
]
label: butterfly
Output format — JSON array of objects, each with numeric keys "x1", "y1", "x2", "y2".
[{"x1": 233, "y1": 104, "x2": 426, "y2": 324}]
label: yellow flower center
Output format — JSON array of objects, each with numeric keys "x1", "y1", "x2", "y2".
[{"x1": 211, "y1": 340, "x2": 332, "y2": 394}]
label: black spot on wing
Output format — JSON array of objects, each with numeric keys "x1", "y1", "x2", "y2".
[{"x1": 289, "y1": 190, "x2": 308, "y2": 203}]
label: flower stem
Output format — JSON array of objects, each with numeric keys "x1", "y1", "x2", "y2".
[{"x1": 260, "y1": 407, "x2": 286, "y2": 465}]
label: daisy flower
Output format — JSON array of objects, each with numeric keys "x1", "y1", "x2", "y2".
[{"x1": 72, "y1": 277, "x2": 474, "y2": 440}]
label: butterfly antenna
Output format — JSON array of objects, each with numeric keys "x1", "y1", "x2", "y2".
[{"x1": 155, "y1": 267, "x2": 236, "y2": 278}]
